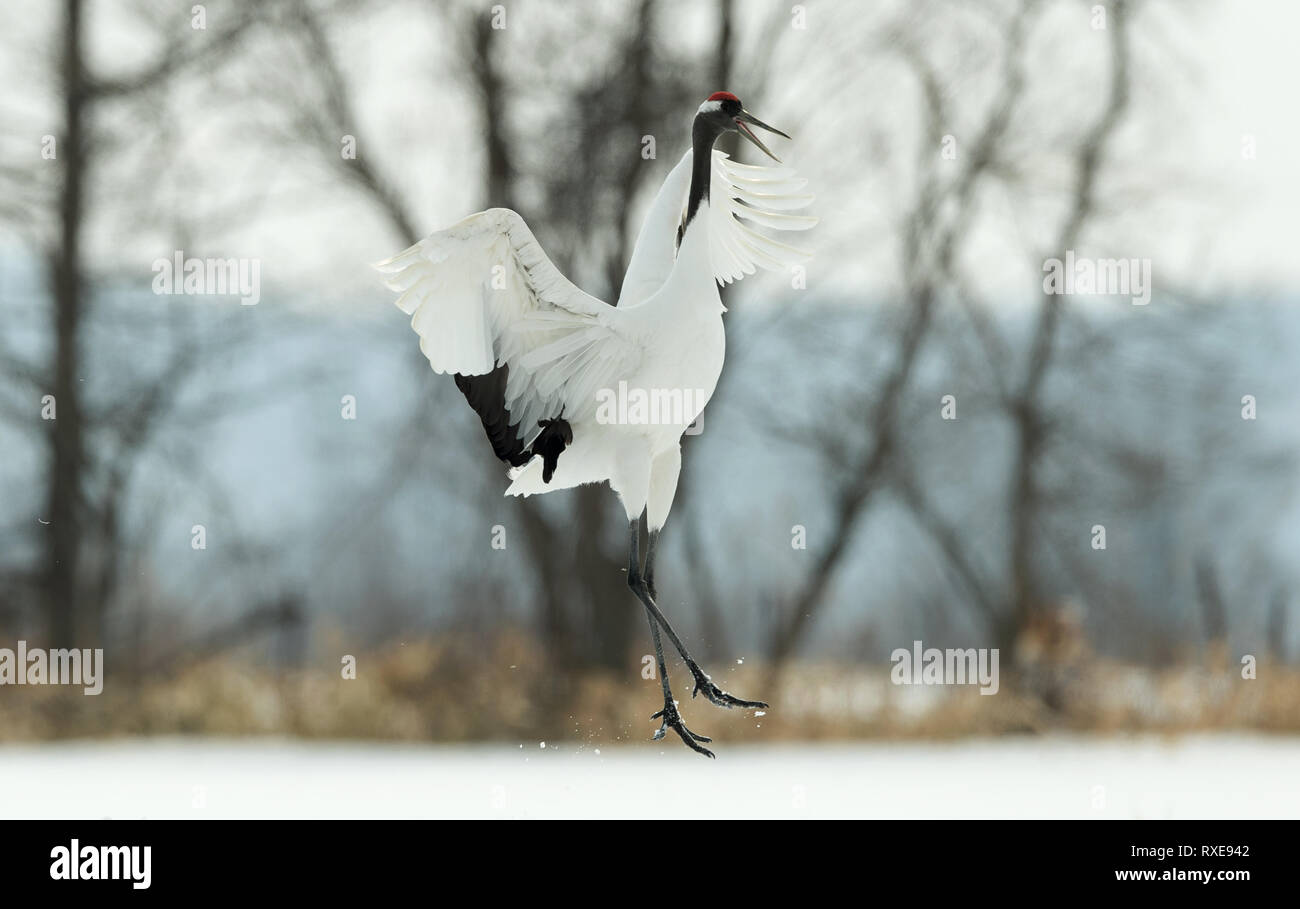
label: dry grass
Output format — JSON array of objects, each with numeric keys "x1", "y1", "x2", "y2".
[{"x1": 2, "y1": 629, "x2": 1297, "y2": 743}]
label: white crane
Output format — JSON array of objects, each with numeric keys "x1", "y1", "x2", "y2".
[{"x1": 375, "y1": 92, "x2": 815, "y2": 756}]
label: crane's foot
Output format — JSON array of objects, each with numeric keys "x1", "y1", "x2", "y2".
[
  {"x1": 690, "y1": 665, "x2": 769, "y2": 711},
  {"x1": 652, "y1": 699, "x2": 715, "y2": 758}
]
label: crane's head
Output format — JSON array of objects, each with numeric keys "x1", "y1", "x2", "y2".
[{"x1": 697, "y1": 91, "x2": 790, "y2": 163}]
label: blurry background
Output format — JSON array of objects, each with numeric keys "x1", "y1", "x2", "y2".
[{"x1": 2, "y1": 0, "x2": 1299, "y2": 759}]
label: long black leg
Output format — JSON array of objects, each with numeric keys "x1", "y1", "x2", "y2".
[
  {"x1": 628, "y1": 520, "x2": 713, "y2": 756},
  {"x1": 643, "y1": 528, "x2": 661, "y2": 600},
  {"x1": 628, "y1": 519, "x2": 768, "y2": 717}
]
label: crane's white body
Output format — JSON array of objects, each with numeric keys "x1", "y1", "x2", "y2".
[
  {"x1": 375, "y1": 147, "x2": 815, "y2": 530},
  {"x1": 507, "y1": 202, "x2": 724, "y2": 530}
]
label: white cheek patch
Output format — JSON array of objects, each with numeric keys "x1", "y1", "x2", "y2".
[{"x1": 697, "y1": 100, "x2": 724, "y2": 115}]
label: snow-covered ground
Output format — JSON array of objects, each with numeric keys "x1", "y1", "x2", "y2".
[{"x1": 1, "y1": 735, "x2": 1296, "y2": 819}]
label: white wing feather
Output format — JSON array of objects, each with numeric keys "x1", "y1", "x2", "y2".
[
  {"x1": 617, "y1": 149, "x2": 816, "y2": 306},
  {"x1": 374, "y1": 208, "x2": 640, "y2": 436},
  {"x1": 707, "y1": 153, "x2": 817, "y2": 285}
]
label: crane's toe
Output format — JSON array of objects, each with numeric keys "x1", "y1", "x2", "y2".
[
  {"x1": 651, "y1": 701, "x2": 715, "y2": 758},
  {"x1": 690, "y1": 668, "x2": 769, "y2": 711}
]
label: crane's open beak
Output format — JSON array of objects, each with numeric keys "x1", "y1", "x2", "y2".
[{"x1": 734, "y1": 109, "x2": 791, "y2": 163}]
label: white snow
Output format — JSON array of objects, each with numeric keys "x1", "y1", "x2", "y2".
[{"x1": 0, "y1": 735, "x2": 1296, "y2": 819}]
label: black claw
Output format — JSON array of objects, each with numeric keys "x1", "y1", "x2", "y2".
[
  {"x1": 672, "y1": 726, "x2": 715, "y2": 758},
  {"x1": 652, "y1": 702, "x2": 715, "y2": 757},
  {"x1": 689, "y1": 667, "x2": 769, "y2": 711}
]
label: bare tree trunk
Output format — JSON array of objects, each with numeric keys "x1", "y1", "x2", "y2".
[
  {"x1": 35, "y1": 4, "x2": 264, "y2": 653},
  {"x1": 468, "y1": 11, "x2": 515, "y2": 211},
  {"x1": 1003, "y1": 0, "x2": 1130, "y2": 660},
  {"x1": 1194, "y1": 555, "x2": 1226, "y2": 644},
  {"x1": 1266, "y1": 587, "x2": 1288, "y2": 663},
  {"x1": 45, "y1": 0, "x2": 87, "y2": 648}
]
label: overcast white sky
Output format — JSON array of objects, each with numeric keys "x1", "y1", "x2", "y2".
[{"x1": 1189, "y1": 0, "x2": 1300, "y2": 291}]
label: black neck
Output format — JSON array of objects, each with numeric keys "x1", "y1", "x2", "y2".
[{"x1": 683, "y1": 114, "x2": 725, "y2": 232}]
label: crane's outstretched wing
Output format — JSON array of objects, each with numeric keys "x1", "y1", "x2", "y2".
[
  {"x1": 706, "y1": 152, "x2": 817, "y2": 284},
  {"x1": 374, "y1": 208, "x2": 640, "y2": 451},
  {"x1": 617, "y1": 149, "x2": 817, "y2": 307}
]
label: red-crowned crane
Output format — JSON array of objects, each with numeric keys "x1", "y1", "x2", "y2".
[{"x1": 375, "y1": 92, "x2": 815, "y2": 756}]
